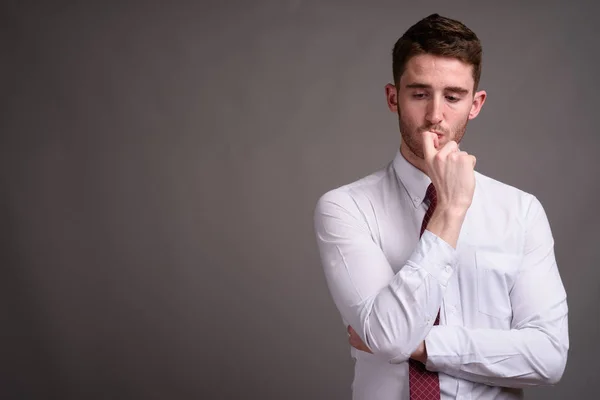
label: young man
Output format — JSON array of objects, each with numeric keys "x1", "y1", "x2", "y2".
[{"x1": 313, "y1": 14, "x2": 569, "y2": 400}]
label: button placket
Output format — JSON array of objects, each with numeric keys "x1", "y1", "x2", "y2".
[{"x1": 442, "y1": 268, "x2": 460, "y2": 325}]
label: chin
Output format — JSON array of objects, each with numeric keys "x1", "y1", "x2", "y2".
[{"x1": 440, "y1": 136, "x2": 459, "y2": 146}]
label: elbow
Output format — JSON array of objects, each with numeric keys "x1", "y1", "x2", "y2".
[
  {"x1": 543, "y1": 353, "x2": 567, "y2": 385},
  {"x1": 536, "y1": 344, "x2": 568, "y2": 385},
  {"x1": 367, "y1": 341, "x2": 412, "y2": 364},
  {"x1": 362, "y1": 323, "x2": 415, "y2": 364},
  {"x1": 368, "y1": 339, "x2": 411, "y2": 363},
  {"x1": 362, "y1": 307, "x2": 426, "y2": 364}
]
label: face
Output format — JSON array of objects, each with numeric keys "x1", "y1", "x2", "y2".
[{"x1": 385, "y1": 54, "x2": 486, "y2": 164}]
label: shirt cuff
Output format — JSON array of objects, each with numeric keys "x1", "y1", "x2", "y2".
[
  {"x1": 424, "y1": 326, "x2": 459, "y2": 372},
  {"x1": 407, "y1": 230, "x2": 458, "y2": 287}
]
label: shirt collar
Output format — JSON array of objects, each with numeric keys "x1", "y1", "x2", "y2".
[{"x1": 392, "y1": 148, "x2": 432, "y2": 208}]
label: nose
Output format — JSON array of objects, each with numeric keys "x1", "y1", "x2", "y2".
[{"x1": 425, "y1": 96, "x2": 443, "y2": 126}]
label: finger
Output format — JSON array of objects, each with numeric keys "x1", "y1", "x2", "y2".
[
  {"x1": 458, "y1": 151, "x2": 476, "y2": 168},
  {"x1": 349, "y1": 330, "x2": 363, "y2": 345},
  {"x1": 350, "y1": 338, "x2": 368, "y2": 352},
  {"x1": 452, "y1": 152, "x2": 476, "y2": 168},
  {"x1": 348, "y1": 326, "x2": 359, "y2": 342},
  {"x1": 436, "y1": 140, "x2": 459, "y2": 160},
  {"x1": 359, "y1": 343, "x2": 373, "y2": 353},
  {"x1": 421, "y1": 131, "x2": 438, "y2": 161},
  {"x1": 451, "y1": 150, "x2": 469, "y2": 161}
]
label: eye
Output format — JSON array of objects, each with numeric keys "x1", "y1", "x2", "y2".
[
  {"x1": 446, "y1": 95, "x2": 460, "y2": 103},
  {"x1": 412, "y1": 93, "x2": 427, "y2": 99}
]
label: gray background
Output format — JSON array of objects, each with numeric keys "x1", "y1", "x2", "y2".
[{"x1": 2, "y1": 1, "x2": 598, "y2": 399}]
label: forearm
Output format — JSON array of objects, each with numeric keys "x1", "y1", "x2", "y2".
[
  {"x1": 360, "y1": 210, "x2": 467, "y2": 359},
  {"x1": 342, "y1": 231, "x2": 456, "y2": 362},
  {"x1": 424, "y1": 310, "x2": 569, "y2": 387},
  {"x1": 426, "y1": 207, "x2": 467, "y2": 249},
  {"x1": 315, "y1": 190, "x2": 465, "y2": 363}
]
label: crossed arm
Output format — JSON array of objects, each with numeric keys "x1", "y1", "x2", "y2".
[{"x1": 314, "y1": 190, "x2": 568, "y2": 388}]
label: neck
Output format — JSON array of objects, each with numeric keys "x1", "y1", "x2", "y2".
[{"x1": 400, "y1": 143, "x2": 428, "y2": 175}]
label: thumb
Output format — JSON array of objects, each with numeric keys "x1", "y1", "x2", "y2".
[{"x1": 422, "y1": 131, "x2": 438, "y2": 161}]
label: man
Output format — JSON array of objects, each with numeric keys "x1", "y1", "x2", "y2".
[{"x1": 313, "y1": 13, "x2": 569, "y2": 400}]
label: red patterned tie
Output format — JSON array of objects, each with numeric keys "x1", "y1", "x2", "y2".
[{"x1": 409, "y1": 183, "x2": 441, "y2": 399}]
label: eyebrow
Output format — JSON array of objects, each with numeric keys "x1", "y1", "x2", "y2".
[{"x1": 405, "y1": 83, "x2": 470, "y2": 94}]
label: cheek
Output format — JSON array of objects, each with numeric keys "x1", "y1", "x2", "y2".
[
  {"x1": 446, "y1": 104, "x2": 472, "y2": 122},
  {"x1": 399, "y1": 111, "x2": 418, "y2": 129},
  {"x1": 399, "y1": 102, "x2": 424, "y2": 122}
]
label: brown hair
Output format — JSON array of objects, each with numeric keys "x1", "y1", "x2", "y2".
[{"x1": 392, "y1": 14, "x2": 482, "y2": 90}]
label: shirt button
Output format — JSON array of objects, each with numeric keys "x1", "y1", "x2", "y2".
[
  {"x1": 414, "y1": 197, "x2": 420, "y2": 203},
  {"x1": 445, "y1": 265, "x2": 452, "y2": 273}
]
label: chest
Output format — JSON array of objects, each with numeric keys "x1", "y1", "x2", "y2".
[{"x1": 377, "y1": 199, "x2": 525, "y2": 328}]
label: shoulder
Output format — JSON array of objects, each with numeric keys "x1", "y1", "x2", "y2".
[
  {"x1": 474, "y1": 171, "x2": 543, "y2": 219},
  {"x1": 314, "y1": 164, "x2": 390, "y2": 218}
]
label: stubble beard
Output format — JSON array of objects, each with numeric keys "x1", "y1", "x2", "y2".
[{"x1": 398, "y1": 109, "x2": 469, "y2": 159}]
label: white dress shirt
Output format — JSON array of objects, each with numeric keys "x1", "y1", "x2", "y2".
[{"x1": 313, "y1": 149, "x2": 569, "y2": 400}]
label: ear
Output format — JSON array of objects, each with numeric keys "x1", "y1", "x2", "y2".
[
  {"x1": 468, "y1": 90, "x2": 487, "y2": 120},
  {"x1": 385, "y1": 83, "x2": 398, "y2": 113}
]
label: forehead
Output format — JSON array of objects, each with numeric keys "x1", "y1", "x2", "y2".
[{"x1": 401, "y1": 54, "x2": 474, "y2": 91}]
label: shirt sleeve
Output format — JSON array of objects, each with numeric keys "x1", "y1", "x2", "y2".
[
  {"x1": 314, "y1": 189, "x2": 458, "y2": 363},
  {"x1": 424, "y1": 195, "x2": 569, "y2": 387}
]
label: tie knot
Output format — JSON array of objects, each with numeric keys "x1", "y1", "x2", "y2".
[{"x1": 425, "y1": 183, "x2": 437, "y2": 208}]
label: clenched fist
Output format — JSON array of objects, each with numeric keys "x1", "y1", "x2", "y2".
[
  {"x1": 422, "y1": 131, "x2": 476, "y2": 213},
  {"x1": 421, "y1": 131, "x2": 476, "y2": 248}
]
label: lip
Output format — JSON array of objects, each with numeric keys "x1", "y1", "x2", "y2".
[{"x1": 422, "y1": 130, "x2": 446, "y2": 140}]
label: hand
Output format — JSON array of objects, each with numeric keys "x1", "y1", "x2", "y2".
[
  {"x1": 347, "y1": 325, "x2": 372, "y2": 353},
  {"x1": 422, "y1": 131, "x2": 476, "y2": 214},
  {"x1": 410, "y1": 341, "x2": 427, "y2": 364}
]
